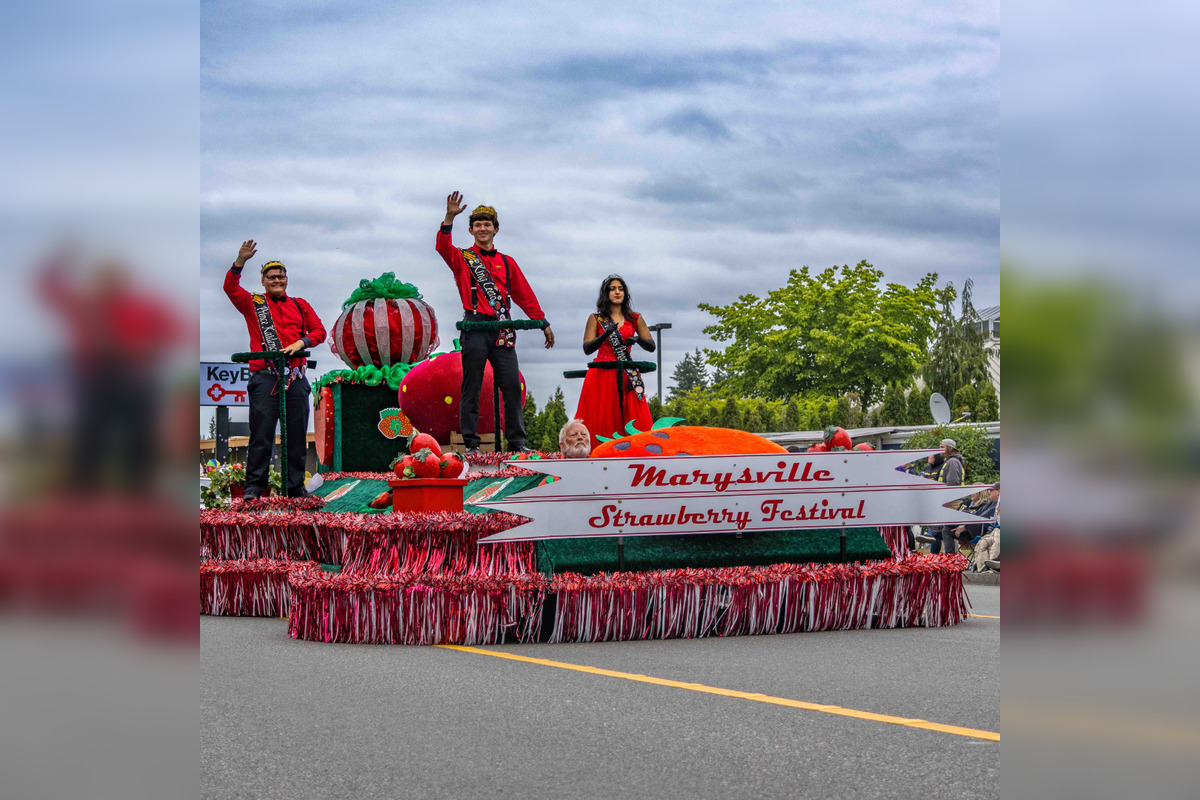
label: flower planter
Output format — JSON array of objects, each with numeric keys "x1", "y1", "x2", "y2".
[{"x1": 387, "y1": 477, "x2": 468, "y2": 513}]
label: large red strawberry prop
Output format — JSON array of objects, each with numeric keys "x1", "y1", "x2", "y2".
[
  {"x1": 807, "y1": 442, "x2": 829, "y2": 453},
  {"x1": 411, "y1": 448, "x2": 441, "y2": 479},
  {"x1": 853, "y1": 443, "x2": 875, "y2": 451},
  {"x1": 409, "y1": 432, "x2": 442, "y2": 457},
  {"x1": 398, "y1": 344, "x2": 525, "y2": 445}
]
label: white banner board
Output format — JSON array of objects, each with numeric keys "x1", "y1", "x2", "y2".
[{"x1": 478, "y1": 450, "x2": 989, "y2": 543}]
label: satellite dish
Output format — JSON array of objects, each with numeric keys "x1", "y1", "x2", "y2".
[{"x1": 929, "y1": 392, "x2": 951, "y2": 425}]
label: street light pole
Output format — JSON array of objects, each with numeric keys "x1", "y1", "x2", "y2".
[{"x1": 648, "y1": 322, "x2": 672, "y2": 402}]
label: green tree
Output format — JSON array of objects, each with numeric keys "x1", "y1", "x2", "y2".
[
  {"x1": 207, "y1": 414, "x2": 218, "y2": 440},
  {"x1": 760, "y1": 402, "x2": 780, "y2": 432},
  {"x1": 910, "y1": 384, "x2": 934, "y2": 424},
  {"x1": 974, "y1": 381, "x2": 999, "y2": 422},
  {"x1": 669, "y1": 349, "x2": 709, "y2": 398},
  {"x1": 879, "y1": 382, "x2": 908, "y2": 426},
  {"x1": 743, "y1": 402, "x2": 765, "y2": 433},
  {"x1": 952, "y1": 384, "x2": 978, "y2": 418},
  {"x1": 832, "y1": 395, "x2": 852, "y2": 428},
  {"x1": 719, "y1": 398, "x2": 741, "y2": 429},
  {"x1": 536, "y1": 387, "x2": 568, "y2": 451},
  {"x1": 817, "y1": 399, "x2": 833, "y2": 428},
  {"x1": 699, "y1": 261, "x2": 938, "y2": 409},
  {"x1": 922, "y1": 278, "x2": 989, "y2": 404},
  {"x1": 781, "y1": 398, "x2": 800, "y2": 431},
  {"x1": 648, "y1": 394, "x2": 663, "y2": 421},
  {"x1": 845, "y1": 393, "x2": 864, "y2": 428}
]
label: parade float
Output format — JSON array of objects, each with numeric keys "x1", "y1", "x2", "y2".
[{"x1": 201, "y1": 275, "x2": 987, "y2": 645}]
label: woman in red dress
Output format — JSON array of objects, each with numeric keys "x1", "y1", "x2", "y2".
[{"x1": 574, "y1": 275, "x2": 656, "y2": 450}]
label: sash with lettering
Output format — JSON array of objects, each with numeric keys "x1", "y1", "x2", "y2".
[
  {"x1": 600, "y1": 315, "x2": 646, "y2": 401},
  {"x1": 461, "y1": 249, "x2": 516, "y2": 347},
  {"x1": 251, "y1": 294, "x2": 304, "y2": 387}
]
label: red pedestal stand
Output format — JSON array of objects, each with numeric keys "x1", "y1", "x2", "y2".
[{"x1": 387, "y1": 477, "x2": 468, "y2": 513}]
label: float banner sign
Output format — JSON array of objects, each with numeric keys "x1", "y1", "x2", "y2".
[
  {"x1": 478, "y1": 451, "x2": 989, "y2": 543},
  {"x1": 201, "y1": 362, "x2": 252, "y2": 407}
]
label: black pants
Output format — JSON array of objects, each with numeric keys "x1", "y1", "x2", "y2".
[
  {"x1": 247, "y1": 371, "x2": 311, "y2": 497},
  {"x1": 460, "y1": 327, "x2": 526, "y2": 450}
]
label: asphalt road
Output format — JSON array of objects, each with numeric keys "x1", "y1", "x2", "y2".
[{"x1": 201, "y1": 585, "x2": 999, "y2": 799}]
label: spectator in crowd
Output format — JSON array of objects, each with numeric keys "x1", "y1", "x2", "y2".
[
  {"x1": 559, "y1": 419, "x2": 592, "y2": 459},
  {"x1": 915, "y1": 439, "x2": 965, "y2": 554},
  {"x1": 972, "y1": 482, "x2": 1001, "y2": 572}
]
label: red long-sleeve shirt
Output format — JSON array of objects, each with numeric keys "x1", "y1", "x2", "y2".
[
  {"x1": 435, "y1": 225, "x2": 547, "y2": 321},
  {"x1": 223, "y1": 266, "x2": 327, "y2": 372}
]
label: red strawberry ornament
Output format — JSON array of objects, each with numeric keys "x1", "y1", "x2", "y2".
[
  {"x1": 390, "y1": 453, "x2": 416, "y2": 479},
  {"x1": 411, "y1": 447, "x2": 441, "y2": 479},
  {"x1": 823, "y1": 425, "x2": 854, "y2": 451},
  {"x1": 438, "y1": 453, "x2": 464, "y2": 479},
  {"x1": 807, "y1": 442, "x2": 829, "y2": 453},
  {"x1": 368, "y1": 490, "x2": 392, "y2": 509},
  {"x1": 853, "y1": 443, "x2": 875, "y2": 451}
]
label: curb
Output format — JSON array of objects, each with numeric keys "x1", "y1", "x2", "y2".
[{"x1": 964, "y1": 571, "x2": 1000, "y2": 586}]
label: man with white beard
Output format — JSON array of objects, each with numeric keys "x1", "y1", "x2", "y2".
[{"x1": 558, "y1": 419, "x2": 592, "y2": 459}]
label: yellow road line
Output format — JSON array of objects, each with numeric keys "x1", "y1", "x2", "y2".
[
  {"x1": 437, "y1": 644, "x2": 1000, "y2": 742},
  {"x1": 969, "y1": 614, "x2": 1000, "y2": 619}
]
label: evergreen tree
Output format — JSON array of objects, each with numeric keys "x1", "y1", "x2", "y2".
[
  {"x1": 669, "y1": 349, "x2": 709, "y2": 398},
  {"x1": 522, "y1": 394, "x2": 541, "y2": 451},
  {"x1": 719, "y1": 398, "x2": 741, "y2": 429},
  {"x1": 880, "y1": 382, "x2": 907, "y2": 426},
  {"x1": 781, "y1": 398, "x2": 799, "y2": 431},
  {"x1": 975, "y1": 380, "x2": 1000, "y2": 422},
  {"x1": 952, "y1": 384, "x2": 978, "y2": 418},
  {"x1": 845, "y1": 393, "x2": 863, "y2": 428},
  {"x1": 648, "y1": 394, "x2": 663, "y2": 421},
  {"x1": 537, "y1": 387, "x2": 569, "y2": 451},
  {"x1": 817, "y1": 399, "x2": 833, "y2": 428},
  {"x1": 207, "y1": 414, "x2": 218, "y2": 440},
  {"x1": 832, "y1": 395, "x2": 852, "y2": 428},
  {"x1": 922, "y1": 278, "x2": 990, "y2": 403},
  {"x1": 801, "y1": 410, "x2": 821, "y2": 431},
  {"x1": 760, "y1": 403, "x2": 780, "y2": 432},
  {"x1": 743, "y1": 402, "x2": 765, "y2": 433},
  {"x1": 910, "y1": 384, "x2": 934, "y2": 424}
]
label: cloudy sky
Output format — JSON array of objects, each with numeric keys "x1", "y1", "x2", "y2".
[{"x1": 200, "y1": 0, "x2": 998, "y2": 425}]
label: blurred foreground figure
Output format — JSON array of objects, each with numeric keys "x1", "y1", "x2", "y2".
[
  {"x1": 0, "y1": 245, "x2": 196, "y2": 642},
  {"x1": 38, "y1": 249, "x2": 183, "y2": 495}
]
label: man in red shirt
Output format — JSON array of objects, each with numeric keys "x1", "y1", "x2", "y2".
[
  {"x1": 223, "y1": 240, "x2": 326, "y2": 498},
  {"x1": 437, "y1": 192, "x2": 554, "y2": 453}
]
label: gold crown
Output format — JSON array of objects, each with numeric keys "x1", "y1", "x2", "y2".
[
  {"x1": 260, "y1": 260, "x2": 286, "y2": 274},
  {"x1": 470, "y1": 205, "x2": 497, "y2": 220}
]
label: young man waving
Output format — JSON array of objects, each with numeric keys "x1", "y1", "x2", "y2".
[{"x1": 436, "y1": 192, "x2": 554, "y2": 453}]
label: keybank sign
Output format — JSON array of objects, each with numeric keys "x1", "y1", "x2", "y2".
[{"x1": 201, "y1": 362, "x2": 252, "y2": 406}]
